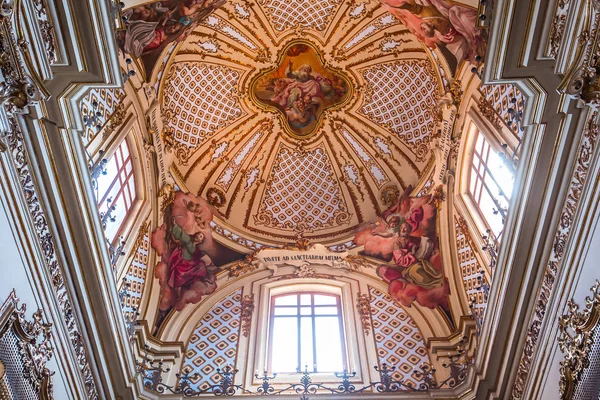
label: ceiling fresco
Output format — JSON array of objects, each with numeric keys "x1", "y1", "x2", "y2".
[
  {"x1": 113, "y1": 0, "x2": 487, "y2": 384},
  {"x1": 250, "y1": 41, "x2": 351, "y2": 138},
  {"x1": 149, "y1": 0, "x2": 458, "y2": 248}
]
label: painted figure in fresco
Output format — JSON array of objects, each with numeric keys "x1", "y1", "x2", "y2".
[
  {"x1": 372, "y1": 213, "x2": 445, "y2": 290},
  {"x1": 270, "y1": 62, "x2": 329, "y2": 127},
  {"x1": 150, "y1": 190, "x2": 245, "y2": 332},
  {"x1": 151, "y1": 192, "x2": 217, "y2": 330},
  {"x1": 354, "y1": 186, "x2": 450, "y2": 309},
  {"x1": 251, "y1": 43, "x2": 350, "y2": 137},
  {"x1": 379, "y1": 0, "x2": 483, "y2": 72},
  {"x1": 118, "y1": 0, "x2": 226, "y2": 76}
]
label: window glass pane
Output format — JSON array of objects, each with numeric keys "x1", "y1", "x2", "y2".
[
  {"x1": 121, "y1": 140, "x2": 130, "y2": 158},
  {"x1": 274, "y1": 295, "x2": 297, "y2": 306},
  {"x1": 475, "y1": 132, "x2": 484, "y2": 153},
  {"x1": 483, "y1": 173, "x2": 501, "y2": 200},
  {"x1": 314, "y1": 295, "x2": 337, "y2": 305},
  {"x1": 96, "y1": 158, "x2": 118, "y2": 203},
  {"x1": 273, "y1": 307, "x2": 297, "y2": 316},
  {"x1": 480, "y1": 188, "x2": 504, "y2": 235},
  {"x1": 469, "y1": 168, "x2": 478, "y2": 195},
  {"x1": 127, "y1": 180, "x2": 136, "y2": 203},
  {"x1": 125, "y1": 159, "x2": 132, "y2": 175},
  {"x1": 314, "y1": 307, "x2": 339, "y2": 315},
  {"x1": 487, "y1": 152, "x2": 514, "y2": 199},
  {"x1": 104, "y1": 196, "x2": 126, "y2": 241},
  {"x1": 315, "y1": 316, "x2": 344, "y2": 372},
  {"x1": 124, "y1": 188, "x2": 132, "y2": 208},
  {"x1": 300, "y1": 294, "x2": 311, "y2": 305},
  {"x1": 300, "y1": 317, "x2": 314, "y2": 371},
  {"x1": 300, "y1": 306, "x2": 312, "y2": 316},
  {"x1": 271, "y1": 318, "x2": 298, "y2": 372}
]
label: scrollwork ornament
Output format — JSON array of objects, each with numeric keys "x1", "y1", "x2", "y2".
[
  {"x1": 0, "y1": 0, "x2": 14, "y2": 18},
  {"x1": 206, "y1": 187, "x2": 226, "y2": 207},
  {"x1": 558, "y1": 280, "x2": 600, "y2": 399},
  {"x1": 0, "y1": 290, "x2": 55, "y2": 399}
]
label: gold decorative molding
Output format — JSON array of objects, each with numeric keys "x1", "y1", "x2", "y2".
[
  {"x1": 240, "y1": 294, "x2": 254, "y2": 338},
  {"x1": 558, "y1": 280, "x2": 600, "y2": 399},
  {"x1": 356, "y1": 293, "x2": 372, "y2": 336},
  {"x1": 0, "y1": 290, "x2": 54, "y2": 399}
]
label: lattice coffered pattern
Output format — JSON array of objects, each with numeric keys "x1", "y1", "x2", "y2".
[
  {"x1": 163, "y1": 63, "x2": 244, "y2": 147},
  {"x1": 255, "y1": 145, "x2": 351, "y2": 231},
  {"x1": 122, "y1": 228, "x2": 150, "y2": 320},
  {"x1": 480, "y1": 83, "x2": 525, "y2": 138},
  {"x1": 259, "y1": 0, "x2": 341, "y2": 32},
  {"x1": 454, "y1": 218, "x2": 487, "y2": 319},
  {"x1": 369, "y1": 286, "x2": 429, "y2": 388},
  {"x1": 360, "y1": 60, "x2": 439, "y2": 150},
  {"x1": 80, "y1": 87, "x2": 125, "y2": 143},
  {"x1": 180, "y1": 289, "x2": 243, "y2": 391}
]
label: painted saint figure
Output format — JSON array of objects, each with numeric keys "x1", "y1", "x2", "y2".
[
  {"x1": 373, "y1": 213, "x2": 444, "y2": 290},
  {"x1": 118, "y1": 0, "x2": 226, "y2": 75},
  {"x1": 167, "y1": 224, "x2": 216, "y2": 292},
  {"x1": 379, "y1": 0, "x2": 484, "y2": 71},
  {"x1": 271, "y1": 62, "x2": 329, "y2": 126},
  {"x1": 353, "y1": 186, "x2": 450, "y2": 309},
  {"x1": 251, "y1": 42, "x2": 350, "y2": 137}
]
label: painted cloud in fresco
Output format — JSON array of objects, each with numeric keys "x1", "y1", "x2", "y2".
[
  {"x1": 118, "y1": 0, "x2": 226, "y2": 76},
  {"x1": 354, "y1": 186, "x2": 450, "y2": 310},
  {"x1": 379, "y1": 0, "x2": 485, "y2": 73}
]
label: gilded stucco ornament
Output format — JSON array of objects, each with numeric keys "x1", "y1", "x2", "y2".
[
  {"x1": 158, "y1": 183, "x2": 175, "y2": 214},
  {"x1": 558, "y1": 280, "x2": 600, "y2": 399},
  {"x1": 564, "y1": 0, "x2": 600, "y2": 105},
  {"x1": 356, "y1": 293, "x2": 372, "y2": 336},
  {"x1": 240, "y1": 294, "x2": 255, "y2": 338},
  {"x1": 0, "y1": 0, "x2": 41, "y2": 121},
  {"x1": 0, "y1": 290, "x2": 54, "y2": 399}
]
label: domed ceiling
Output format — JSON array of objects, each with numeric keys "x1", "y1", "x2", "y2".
[{"x1": 153, "y1": 0, "x2": 460, "y2": 247}]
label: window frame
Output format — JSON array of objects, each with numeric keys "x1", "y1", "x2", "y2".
[
  {"x1": 96, "y1": 137, "x2": 137, "y2": 243},
  {"x1": 467, "y1": 129, "x2": 514, "y2": 237},
  {"x1": 86, "y1": 112, "x2": 150, "y2": 276},
  {"x1": 250, "y1": 281, "x2": 362, "y2": 385},
  {"x1": 456, "y1": 110, "x2": 517, "y2": 241},
  {"x1": 267, "y1": 291, "x2": 348, "y2": 374}
]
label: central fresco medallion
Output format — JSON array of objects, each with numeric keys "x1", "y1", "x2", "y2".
[{"x1": 250, "y1": 41, "x2": 352, "y2": 138}]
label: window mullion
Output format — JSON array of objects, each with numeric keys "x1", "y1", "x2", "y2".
[
  {"x1": 311, "y1": 295, "x2": 317, "y2": 373},
  {"x1": 97, "y1": 175, "x2": 119, "y2": 207},
  {"x1": 297, "y1": 295, "x2": 301, "y2": 373}
]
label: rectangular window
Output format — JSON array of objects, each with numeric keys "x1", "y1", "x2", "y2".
[
  {"x1": 268, "y1": 293, "x2": 346, "y2": 373},
  {"x1": 469, "y1": 131, "x2": 514, "y2": 236},
  {"x1": 96, "y1": 139, "x2": 136, "y2": 241}
]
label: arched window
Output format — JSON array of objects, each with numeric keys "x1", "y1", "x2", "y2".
[
  {"x1": 95, "y1": 138, "x2": 137, "y2": 242},
  {"x1": 268, "y1": 292, "x2": 347, "y2": 373},
  {"x1": 468, "y1": 130, "x2": 514, "y2": 236}
]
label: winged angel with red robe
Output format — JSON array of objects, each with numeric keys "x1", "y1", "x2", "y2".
[{"x1": 354, "y1": 186, "x2": 450, "y2": 309}]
